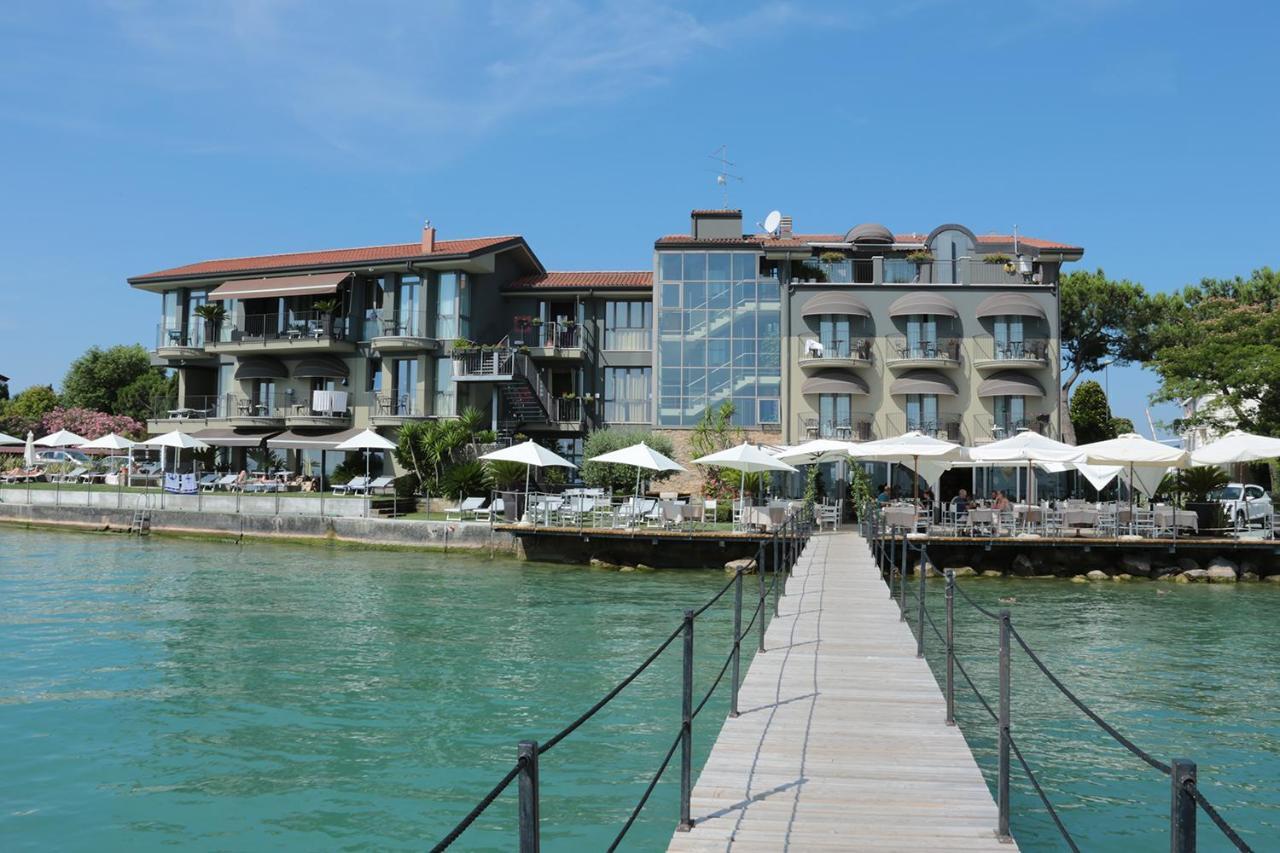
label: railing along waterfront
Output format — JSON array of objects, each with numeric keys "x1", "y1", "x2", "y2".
[
  {"x1": 431, "y1": 510, "x2": 814, "y2": 851},
  {"x1": 862, "y1": 507, "x2": 1256, "y2": 852}
]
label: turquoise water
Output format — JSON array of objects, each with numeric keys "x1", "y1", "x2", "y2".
[
  {"x1": 0, "y1": 529, "x2": 747, "y2": 851},
  {"x1": 914, "y1": 575, "x2": 1280, "y2": 851}
]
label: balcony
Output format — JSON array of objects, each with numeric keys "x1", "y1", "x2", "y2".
[
  {"x1": 884, "y1": 336, "x2": 962, "y2": 369},
  {"x1": 798, "y1": 338, "x2": 874, "y2": 371},
  {"x1": 971, "y1": 336, "x2": 1051, "y2": 371},
  {"x1": 452, "y1": 346, "x2": 516, "y2": 381},
  {"x1": 225, "y1": 396, "x2": 286, "y2": 428},
  {"x1": 797, "y1": 416, "x2": 874, "y2": 442},
  {"x1": 972, "y1": 416, "x2": 1056, "y2": 444},
  {"x1": 207, "y1": 311, "x2": 355, "y2": 355},
  {"x1": 368, "y1": 311, "x2": 439, "y2": 353},
  {"x1": 154, "y1": 325, "x2": 212, "y2": 361},
  {"x1": 284, "y1": 391, "x2": 352, "y2": 428},
  {"x1": 882, "y1": 413, "x2": 965, "y2": 443},
  {"x1": 370, "y1": 394, "x2": 430, "y2": 427},
  {"x1": 509, "y1": 323, "x2": 585, "y2": 360},
  {"x1": 522, "y1": 397, "x2": 589, "y2": 433},
  {"x1": 148, "y1": 394, "x2": 227, "y2": 430}
]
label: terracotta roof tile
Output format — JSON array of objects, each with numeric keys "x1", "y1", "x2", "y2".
[
  {"x1": 975, "y1": 233, "x2": 1081, "y2": 251},
  {"x1": 131, "y1": 236, "x2": 522, "y2": 282},
  {"x1": 506, "y1": 271, "x2": 652, "y2": 290}
]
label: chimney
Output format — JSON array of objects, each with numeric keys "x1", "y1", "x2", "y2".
[
  {"x1": 778, "y1": 215, "x2": 793, "y2": 238},
  {"x1": 421, "y1": 220, "x2": 436, "y2": 253},
  {"x1": 690, "y1": 209, "x2": 743, "y2": 240}
]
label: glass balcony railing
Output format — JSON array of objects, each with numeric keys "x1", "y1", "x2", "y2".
[
  {"x1": 216, "y1": 311, "x2": 347, "y2": 344},
  {"x1": 799, "y1": 338, "x2": 874, "y2": 362},
  {"x1": 972, "y1": 335, "x2": 1051, "y2": 364}
]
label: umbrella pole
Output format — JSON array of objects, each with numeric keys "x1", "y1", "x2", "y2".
[
  {"x1": 634, "y1": 467, "x2": 642, "y2": 528},
  {"x1": 524, "y1": 464, "x2": 531, "y2": 522},
  {"x1": 912, "y1": 455, "x2": 919, "y2": 506}
]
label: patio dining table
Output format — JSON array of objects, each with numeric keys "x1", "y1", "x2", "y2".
[
  {"x1": 1061, "y1": 508, "x2": 1099, "y2": 527},
  {"x1": 882, "y1": 507, "x2": 919, "y2": 530},
  {"x1": 742, "y1": 506, "x2": 789, "y2": 532},
  {"x1": 1155, "y1": 508, "x2": 1199, "y2": 532}
]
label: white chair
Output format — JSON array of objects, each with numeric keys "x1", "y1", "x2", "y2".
[
  {"x1": 332, "y1": 476, "x2": 369, "y2": 495},
  {"x1": 703, "y1": 498, "x2": 717, "y2": 526},
  {"x1": 475, "y1": 498, "x2": 505, "y2": 523},
  {"x1": 445, "y1": 497, "x2": 486, "y2": 520}
]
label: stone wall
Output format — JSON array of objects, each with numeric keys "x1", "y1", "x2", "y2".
[{"x1": 648, "y1": 428, "x2": 782, "y2": 497}]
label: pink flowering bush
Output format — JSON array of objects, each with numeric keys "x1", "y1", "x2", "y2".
[{"x1": 40, "y1": 407, "x2": 145, "y2": 440}]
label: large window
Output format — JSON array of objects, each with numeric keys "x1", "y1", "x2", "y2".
[
  {"x1": 905, "y1": 314, "x2": 938, "y2": 357},
  {"x1": 185, "y1": 290, "x2": 207, "y2": 346},
  {"x1": 433, "y1": 358, "x2": 455, "y2": 417},
  {"x1": 818, "y1": 315, "x2": 851, "y2": 358},
  {"x1": 992, "y1": 315, "x2": 1025, "y2": 358},
  {"x1": 905, "y1": 394, "x2": 939, "y2": 432},
  {"x1": 930, "y1": 229, "x2": 974, "y2": 284},
  {"x1": 604, "y1": 301, "x2": 652, "y2": 350},
  {"x1": 817, "y1": 394, "x2": 851, "y2": 437},
  {"x1": 994, "y1": 395, "x2": 1027, "y2": 434},
  {"x1": 397, "y1": 276, "x2": 422, "y2": 337},
  {"x1": 604, "y1": 367, "x2": 651, "y2": 423},
  {"x1": 161, "y1": 290, "x2": 182, "y2": 342},
  {"x1": 393, "y1": 358, "x2": 418, "y2": 416},
  {"x1": 657, "y1": 251, "x2": 778, "y2": 427},
  {"x1": 436, "y1": 272, "x2": 470, "y2": 340}
]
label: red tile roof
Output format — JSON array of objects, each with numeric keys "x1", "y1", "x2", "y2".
[
  {"x1": 975, "y1": 233, "x2": 1081, "y2": 250},
  {"x1": 131, "y1": 236, "x2": 523, "y2": 282},
  {"x1": 506, "y1": 271, "x2": 652, "y2": 290}
]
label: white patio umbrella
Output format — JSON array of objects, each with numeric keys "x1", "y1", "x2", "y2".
[
  {"x1": 145, "y1": 429, "x2": 210, "y2": 475},
  {"x1": 1075, "y1": 432, "x2": 1189, "y2": 518},
  {"x1": 34, "y1": 429, "x2": 88, "y2": 448},
  {"x1": 587, "y1": 441, "x2": 685, "y2": 507},
  {"x1": 1190, "y1": 430, "x2": 1280, "y2": 526},
  {"x1": 0, "y1": 431, "x2": 21, "y2": 446},
  {"x1": 693, "y1": 442, "x2": 798, "y2": 508},
  {"x1": 479, "y1": 440, "x2": 577, "y2": 512},
  {"x1": 967, "y1": 431, "x2": 1084, "y2": 504},
  {"x1": 772, "y1": 438, "x2": 861, "y2": 466},
  {"x1": 848, "y1": 431, "x2": 963, "y2": 503},
  {"x1": 334, "y1": 428, "x2": 398, "y2": 484},
  {"x1": 24, "y1": 431, "x2": 35, "y2": 467},
  {"x1": 80, "y1": 432, "x2": 137, "y2": 452}
]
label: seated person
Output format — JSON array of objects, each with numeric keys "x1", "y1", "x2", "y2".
[
  {"x1": 875, "y1": 484, "x2": 892, "y2": 504},
  {"x1": 952, "y1": 488, "x2": 969, "y2": 513},
  {"x1": 992, "y1": 490, "x2": 1011, "y2": 512}
]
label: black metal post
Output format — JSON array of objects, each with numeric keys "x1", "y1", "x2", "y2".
[
  {"x1": 889, "y1": 526, "x2": 897, "y2": 586},
  {"x1": 899, "y1": 531, "x2": 908, "y2": 621},
  {"x1": 731, "y1": 568, "x2": 743, "y2": 718},
  {"x1": 997, "y1": 609, "x2": 1012, "y2": 843},
  {"x1": 917, "y1": 542, "x2": 927, "y2": 658},
  {"x1": 772, "y1": 531, "x2": 780, "y2": 598},
  {"x1": 773, "y1": 528, "x2": 781, "y2": 617},
  {"x1": 677, "y1": 609, "x2": 695, "y2": 832},
  {"x1": 518, "y1": 740, "x2": 540, "y2": 853},
  {"x1": 757, "y1": 542, "x2": 766, "y2": 654},
  {"x1": 1170, "y1": 759, "x2": 1197, "y2": 853},
  {"x1": 945, "y1": 569, "x2": 955, "y2": 726}
]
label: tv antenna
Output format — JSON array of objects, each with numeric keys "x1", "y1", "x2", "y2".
[{"x1": 708, "y1": 145, "x2": 742, "y2": 208}]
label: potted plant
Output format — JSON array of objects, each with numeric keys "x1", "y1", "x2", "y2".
[
  {"x1": 819, "y1": 251, "x2": 845, "y2": 264},
  {"x1": 312, "y1": 297, "x2": 340, "y2": 338},
  {"x1": 1179, "y1": 465, "x2": 1230, "y2": 532},
  {"x1": 194, "y1": 302, "x2": 226, "y2": 343}
]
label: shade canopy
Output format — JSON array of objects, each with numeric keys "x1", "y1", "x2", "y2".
[
  {"x1": 773, "y1": 439, "x2": 860, "y2": 465},
  {"x1": 144, "y1": 430, "x2": 210, "y2": 451},
  {"x1": 966, "y1": 431, "x2": 1082, "y2": 464},
  {"x1": 890, "y1": 370, "x2": 958, "y2": 397},
  {"x1": 1075, "y1": 432, "x2": 1189, "y2": 467},
  {"x1": 79, "y1": 432, "x2": 137, "y2": 451},
  {"x1": 210, "y1": 271, "x2": 350, "y2": 301},
  {"x1": 34, "y1": 429, "x2": 87, "y2": 447},
  {"x1": 334, "y1": 428, "x2": 398, "y2": 452},
  {"x1": 479, "y1": 440, "x2": 576, "y2": 468},
  {"x1": 190, "y1": 428, "x2": 278, "y2": 448},
  {"x1": 268, "y1": 428, "x2": 365, "y2": 451},
  {"x1": 235, "y1": 356, "x2": 289, "y2": 380},
  {"x1": 888, "y1": 292, "x2": 958, "y2": 319},
  {"x1": 0, "y1": 431, "x2": 22, "y2": 446},
  {"x1": 801, "y1": 371, "x2": 870, "y2": 396},
  {"x1": 587, "y1": 442, "x2": 685, "y2": 473},
  {"x1": 800, "y1": 292, "x2": 872, "y2": 319},
  {"x1": 976, "y1": 371, "x2": 1045, "y2": 398},
  {"x1": 1190, "y1": 430, "x2": 1280, "y2": 466},
  {"x1": 293, "y1": 356, "x2": 349, "y2": 379},
  {"x1": 693, "y1": 442, "x2": 798, "y2": 474},
  {"x1": 848, "y1": 431, "x2": 964, "y2": 464},
  {"x1": 975, "y1": 293, "x2": 1048, "y2": 321},
  {"x1": 1075, "y1": 463, "x2": 1124, "y2": 491}
]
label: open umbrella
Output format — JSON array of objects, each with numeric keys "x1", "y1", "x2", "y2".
[
  {"x1": 0, "y1": 431, "x2": 21, "y2": 446},
  {"x1": 848, "y1": 431, "x2": 963, "y2": 504},
  {"x1": 772, "y1": 438, "x2": 860, "y2": 466},
  {"x1": 1075, "y1": 432, "x2": 1189, "y2": 521},
  {"x1": 587, "y1": 441, "x2": 685, "y2": 512},
  {"x1": 479, "y1": 440, "x2": 577, "y2": 517},
  {"x1": 80, "y1": 432, "x2": 137, "y2": 452},
  {"x1": 967, "y1": 431, "x2": 1084, "y2": 504},
  {"x1": 1190, "y1": 430, "x2": 1280, "y2": 526},
  {"x1": 34, "y1": 429, "x2": 88, "y2": 448},
  {"x1": 334, "y1": 428, "x2": 398, "y2": 485},
  {"x1": 693, "y1": 442, "x2": 798, "y2": 510},
  {"x1": 145, "y1": 429, "x2": 210, "y2": 476}
]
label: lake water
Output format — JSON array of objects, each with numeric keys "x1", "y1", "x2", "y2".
[
  {"x1": 3, "y1": 528, "x2": 1277, "y2": 851},
  {"x1": 0, "y1": 528, "x2": 745, "y2": 851}
]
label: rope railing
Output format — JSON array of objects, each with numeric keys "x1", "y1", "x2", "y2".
[
  {"x1": 864, "y1": 518, "x2": 1256, "y2": 852},
  {"x1": 432, "y1": 508, "x2": 813, "y2": 851}
]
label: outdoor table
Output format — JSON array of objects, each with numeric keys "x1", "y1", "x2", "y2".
[
  {"x1": 967, "y1": 508, "x2": 996, "y2": 531},
  {"x1": 1155, "y1": 508, "x2": 1198, "y2": 532},
  {"x1": 1061, "y1": 508, "x2": 1099, "y2": 527},
  {"x1": 1015, "y1": 505, "x2": 1043, "y2": 524},
  {"x1": 883, "y1": 507, "x2": 918, "y2": 530}
]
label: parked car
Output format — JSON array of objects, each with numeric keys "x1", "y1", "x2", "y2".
[
  {"x1": 33, "y1": 449, "x2": 92, "y2": 466},
  {"x1": 1210, "y1": 482, "x2": 1273, "y2": 528}
]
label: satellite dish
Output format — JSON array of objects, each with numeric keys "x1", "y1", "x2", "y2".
[{"x1": 763, "y1": 210, "x2": 782, "y2": 235}]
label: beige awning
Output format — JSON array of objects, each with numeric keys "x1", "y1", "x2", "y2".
[
  {"x1": 975, "y1": 293, "x2": 1048, "y2": 320},
  {"x1": 890, "y1": 370, "x2": 959, "y2": 396},
  {"x1": 800, "y1": 292, "x2": 872, "y2": 319},
  {"x1": 234, "y1": 356, "x2": 288, "y2": 380},
  {"x1": 801, "y1": 371, "x2": 870, "y2": 396},
  {"x1": 977, "y1": 371, "x2": 1045, "y2": 398},
  {"x1": 190, "y1": 428, "x2": 279, "y2": 448},
  {"x1": 267, "y1": 427, "x2": 367, "y2": 451},
  {"x1": 210, "y1": 271, "x2": 351, "y2": 301},
  {"x1": 888, "y1": 292, "x2": 959, "y2": 319}
]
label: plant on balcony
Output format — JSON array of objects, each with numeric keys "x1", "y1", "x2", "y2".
[
  {"x1": 560, "y1": 392, "x2": 576, "y2": 400},
  {"x1": 905, "y1": 250, "x2": 934, "y2": 266},
  {"x1": 194, "y1": 302, "x2": 226, "y2": 340},
  {"x1": 530, "y1": 317, "x2": 543, "y2": 326},
  {"x1": 983, "y1": 253, "x2": 1011, "y2": 265},
  {"x1": 819, "y1": 251, "x2": 845, "y2": 264},
  {"x1": 794, "y1": 262, "x2": 827, "y2": 283}
]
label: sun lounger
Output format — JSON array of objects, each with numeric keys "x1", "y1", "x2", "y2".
[
  {"x1": 50, "y1": 466, "x2": 88, "y2": 484},
  {"x1": 332, "y1": 476, "x2": 369, "y2": 495},
  {"x1": 475, "y1": 498, "x2": 504, "y2": 522},
  {"x1": 206, "y1": 474, "x2": 236, "y2": 492},
  {"x1": 365, "y1": 476, "x2": 395, "y2": 495},
  {"x1": 446, "y1": 496, "x2": 486, "y2": 520},
  {"x1": 194, "y1": 473, "x2": 219, "y2": 491}
]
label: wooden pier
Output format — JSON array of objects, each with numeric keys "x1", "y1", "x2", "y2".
[{"x1": 669, "y1": 530, "x2": 1014, "y2": 851}]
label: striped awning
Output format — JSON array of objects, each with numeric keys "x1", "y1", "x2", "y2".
[
  {"x1": 267, "y1": 427, "x2": 367, "y2": 451},
  {"x1": 977, "y1": 371, "x2": 1045, "y2": 398},
  {"x1": 801, "y1": 371, "x2": 870, "y2": 395},
  {"x1": 975, "y1": 293, "x2": 1048, "y2": 320},
  {"x1": 210, "y1": 271, "x2": 350, "y2": 301},
  {"x1": 800, "y1": 292, "x2": 872, "y2": 319},
  {"x1": 888, "y1": 292, "x2": 959, "y2": 319},
  {"x1": 190, "y1": 428, "x2": 279, "y2": 448},
  {"x1": 293, "y1": 356, "x2": 349, "y2": 379},
  {"x1": 234, "y1": 356, "x2": 288, "y2": 380},
  {"x1": 890, "y1": 370, "x2": 959, "y2": 396}
]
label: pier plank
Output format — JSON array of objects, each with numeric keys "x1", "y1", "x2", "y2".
[{"x1": 668, "y1": 531, "x2": 1015, "y2": 852}]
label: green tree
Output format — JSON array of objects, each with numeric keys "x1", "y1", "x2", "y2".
[
  {"x1": 689, "y1": 402, "x2": 745, "y2": 499},
  {"x1": 0, "y1": 380, "x2": 8, "y2": 401},
  {"x1": 0, "y1": 385, "x2": 59, "y2": 436},
  {"x1": 62, "y1": 344, "x2": 172, "y2": 419},
  {"x1": 1110, "y1": 416, "x2": 1135, "y2": 436},
  {"x1": 1069, "y1": 380, "x2": 1117, "y2": 445},
  {"x1": 1059, "y1": 269, "x2": 1166, "y2": 442},
  {"x1": 580, "y1": 428, "x2": 678, "y2": 495}
]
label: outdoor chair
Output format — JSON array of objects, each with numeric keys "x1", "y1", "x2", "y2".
[
  {"x1": 206, "y1": 474, "x2": 236, "y2": 492},
  {"x1": 445, "y1": 497, "x2": 486, "y2": 520},
  {"x1": 194, "y1": 473, "x2": 219, "y2": 490},
  {"x1": 475, "y1": 498, "x2": 504, "y2": 523},
  {"x1": 332, "y1": 476, "x2": 370, "y2": 495},
  {"x1": 1270, "y1": 513, "x2": 1279, "y2": 540},
  {"x1": 703, "y1": 498, "x2": 717, "y2": 526},
  {"x1": 817, "y1": 503, "x2": 839, "y2": 531},
  {"x1": 1132, "y1": 509, "x2": 1156, "y2": 538},
  {"x1": 1096, "y1": 508, "x2": 1118, "y2": 537},
  {"x1": 364, "y1": 476, "x2": 395, "y2": 495}
]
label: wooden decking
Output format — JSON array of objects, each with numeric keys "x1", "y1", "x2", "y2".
[{"x1": 668, "y1": 530, "x2": 1015, "y2": 852}]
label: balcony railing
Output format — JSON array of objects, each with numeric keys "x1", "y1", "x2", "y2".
[
  {"x1": 885, "y1": 336, "x2": 962, "y2": 364},
  {"x1": 217, "y1": 311, "x2": 347, "y2": 344},
  {"x1": 155, "y1": 323, "x2": 209, "y2": 350},
  {"x1": 151, "y1": 394, "x2": 226, "y2": 420},
  {"x1": 975, "y1": 416, "x2": 1055, "y2": 442},
  {"x1": 555, "y1": 397, "x2": 585, "y2": 425},
  {"x1": 972, "y1": 335, "x2": 1051, "y2": 364},
  {"x1": 374, "y1": 394, "x2": 425, "y2": 418},
  {"x1": 799, "y1": 338, "x2": 874, "y2": 362},
  {"x1": 510, "y1": 324, "x2": 583, "y2": 350},
  {"x1": 371, "y1": 310, "x2": 428, "y2": 338},
  {"x1": 797, "y1": 416, "x2": 874, "y2": 442},
  {"x1": 883, "y1": 413, "x2": 964, "y2": 443},
  {"x1": 453, "y1": 346, "x2": 516, "y2": 377},
  {"x1": 604, "y1": 400, "x2": 651, "y2": 424},
  {"x1": 603, "y1": 327, "x2": 651, "y2": 351}
]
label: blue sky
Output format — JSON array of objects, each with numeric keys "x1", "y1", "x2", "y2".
[{"x1": 1, "y1": 0, "x2": 1276, "y2": 437}]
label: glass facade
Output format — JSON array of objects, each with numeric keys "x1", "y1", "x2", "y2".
[
  {"x1": 604, "y1": 367, "x2": 651, "y2": 423},
  {"x1": 436, "y1": 272, "x2": 470, "y2": 340},
  {"x1": 657, "y1": 251, "x2": 779, "y2": 426},
  {"x1": 433, "y1": 358, "x2": 455, "y2": 416}
]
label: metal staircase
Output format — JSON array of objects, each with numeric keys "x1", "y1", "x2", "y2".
[
  {"x1": 453, "y1": 338, "x2": 562, "y2": 431},
  {"x1": 129, "y1": 493, "x2": 153, "y2": 536}
]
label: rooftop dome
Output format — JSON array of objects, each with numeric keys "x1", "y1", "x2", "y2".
[{"x1": 844, "y1": 223, "x2": 894, "y2": 245}]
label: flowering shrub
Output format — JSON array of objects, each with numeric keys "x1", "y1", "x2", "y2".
[{"x1": 40, "y1": 407, "x2": 145, "y2": 440}]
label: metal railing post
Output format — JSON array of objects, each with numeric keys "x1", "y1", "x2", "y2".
[
  {"x1": 945, "y1": 569, "x2": 956, "y2": 726},
  {"x1": 917, "y1": 542, "x2": 928, "y2": 658},
  {"x1": 1170, "y1": 759, "x2": 1197, "y2": 853},
  {"x1": 773, "y1": 528, "x2": 781, "y2": 617},
  {"x1": 731, "y1": 568, "x2": 743, "y2": 717},
  {"x1": 997, "y1": 609, "x2": 1012, "y2": 843},
  {"x1": 757, "y1": 542, "x2": 767, "y2": 654},
  {"x1": 518, "y1": 740, "x2": 540, "y2": 853},
  {"x1": 772, "y1": 532, "x2": 780, "y2": 599},
  {"x1": 889, "y1": 525, "x2": 897, "y2": 585},
  {"x1": 899, "y1": 531, "x2": 908, "y2": 620},
  {"x1": 677, "y1": 609, "x2": 695, "y2": 832}
]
